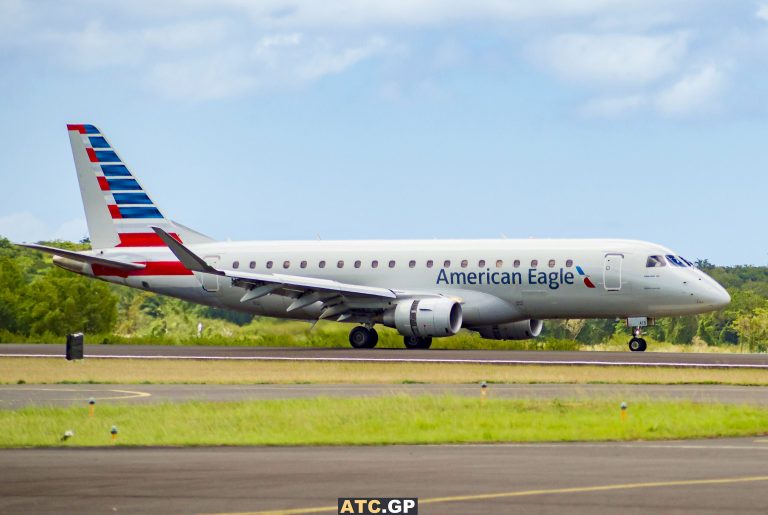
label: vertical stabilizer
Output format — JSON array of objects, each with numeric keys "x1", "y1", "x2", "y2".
[{"x1": 66, "y1": 124, "x2": 213, "y2": 249}]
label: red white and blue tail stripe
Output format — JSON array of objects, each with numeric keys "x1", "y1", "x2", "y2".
[{"x1": 67, "y1": 124, "x2": 195, "y2": 249}]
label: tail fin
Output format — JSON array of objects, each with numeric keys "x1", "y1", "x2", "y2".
[{"x1": 67, "y1": 124, "x2": 213, "y2": 249}]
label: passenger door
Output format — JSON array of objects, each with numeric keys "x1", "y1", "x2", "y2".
[{"x1": 603, "y1": 254, "x2": 623, "y2": 291}]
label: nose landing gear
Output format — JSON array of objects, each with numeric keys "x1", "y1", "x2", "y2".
[
  {"x1": 628, "y1": 325, "x2": 647, "y2": 352},
  {"x1": 629, "y1": 337, "x2": 647, "y2": 352}
]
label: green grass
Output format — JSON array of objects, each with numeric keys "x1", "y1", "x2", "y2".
[{"x1": 2, "y1": 396, "x2": 767, "y2": 447}]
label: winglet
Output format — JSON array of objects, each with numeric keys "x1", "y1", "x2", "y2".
[{"x1": 150, "y1": 226, "x2": 219, "y2": 274}]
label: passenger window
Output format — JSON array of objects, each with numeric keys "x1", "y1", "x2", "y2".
[
  {"x1": 548, "y1": 259, "x2": 555, "y2": 268},
  {"x1": 513, "y1": 259, "x2": 520, "y2": 268},
  {"x1": 354, "y1": 260, "x2": 361, "y2": 269},
  {"x1": 266, "y1": 261, "x2": 273, "y2": 269},
  {"x1": 666, "y1": 255, "x2": 685, "y2": 267},
  {"x1": 478, "y1": 259, "x2": 486, "y2": 267},
  {"x1": 233, "y1": 261, "x2": 239, "y2": 269},
  {"x1": 337, "y1": 260, "x2": 344, "y2": 268},
  {"x1": 283, "y1": 261, "x2": 290, "y2": 269},
  {"x1": 300, "y1": 260, "x2": 307, "y2": 269},
  {"x1": 531, "y1": 259, "x2": 538, "y2": 267},
  {"x1": 426, "y1": 260, "x2": 433, "y2": 268},
  {"x1": 566, "y1": 259, "x2": 573, "y2": 268},
  {"x1": 496, "y1": 259, "x2": 503, "y2": 268},
  {"x1": 319, "y1": 260, "x2": 326, "y2": 269},
  {"x1": 444, "y1": 260, "x2": 451, "y2": 268},
  {"x1": 409, "y1": 260, "x2": 416, "y2": 268},
  {"x1": 646, "y1": 255, "x2": 666, "y2": 268},
  {"x1": 371, "y1": 260, "x2": 379, "y2": 269},
  {"x1": 389, "y1": 260, "x2": 396, "y2": 268},
  {"x1": 461, "y1": 259, "x2": 468, "y2": 268},
  {"x1": 249, "y1": 261, "x2": 256, "y2": 269}
]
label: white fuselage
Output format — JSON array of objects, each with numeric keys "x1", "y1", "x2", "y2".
[{"x1": 78, "y1": 238, "x2": 730, "y2": 328}]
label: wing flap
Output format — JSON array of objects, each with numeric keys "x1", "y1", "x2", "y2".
[{"x1": 152, "y1": 226, "x2": 396, "y2": 301}]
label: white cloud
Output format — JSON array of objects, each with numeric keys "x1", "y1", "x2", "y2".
[
  {"x1": 0, "y1": 0, "x2": 746, "y2": 115},
  {"x1": 148, "y1": 50, "x2": 258, "y2": 101},
  {"x1": 655, "y1": 65, "x2": 724, "y2": 116},
  {"x1": 0, "y1": 212, "x2": 87, "y2": 243},
  {"x1": 532, "y1": 32, "x2": 689, "y2": 86},
  {"x1": 293, "y1": 38, "x2": 388, "y2": 82},
  {"x1": 758, "y1": 4, "x2": 768, "y2": 21},
  {"x1": 221, "y1": 0, "x2": 678, "y2": 28},
  {"x1": 146, "y1": 35, "x2": 390, "y2": 100},
  {"x1": 47, "y1": 19, "x2": 231, "y2": 69},
  {"x1": 581, "y1": 65, "x2": 726, "y2": 118},
  {"x1": 581, "y1": 94, "x2": 647, "y2": 117}
]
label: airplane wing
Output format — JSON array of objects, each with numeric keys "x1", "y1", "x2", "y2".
[
  {"x1": 151, "y1": 227, "x2": 399, "y2": 320},
  {"x1": 16, "y1": 243, "x2": 146, "y2": 271}
]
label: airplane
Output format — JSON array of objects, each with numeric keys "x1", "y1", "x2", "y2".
[{"x1": 18, "y1": 124, "x2": 731, "y2": 352}]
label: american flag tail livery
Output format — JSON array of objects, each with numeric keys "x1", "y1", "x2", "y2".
[{"x1": 66, "y1": 124, "x2": 212, "y2": 250}]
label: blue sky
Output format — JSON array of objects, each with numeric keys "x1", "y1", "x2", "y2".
[{"x1": 0, "y1": 0, "x2": 767, "y2": 265}]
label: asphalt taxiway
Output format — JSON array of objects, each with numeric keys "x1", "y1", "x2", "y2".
[
  {"x1": 2, "y1": 439, "x2": 768, "y2": 514},
  {"x1": 2, "y1": 343, "x2": 768, "y2": 368},
  {"x1": 2, "y1": 383, "x2": 768, "y2": 409}
]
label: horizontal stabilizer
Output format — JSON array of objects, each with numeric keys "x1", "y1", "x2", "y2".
[
  {"x1": 16, "y1": 243, "x2": 146, "y2": 271},
  {"x1": 151, "y1": 227, "x2": 219, "y2": 275}
]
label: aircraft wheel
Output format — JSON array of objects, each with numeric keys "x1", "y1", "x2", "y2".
[
  {"x1": 403, "y1": 335, "x2": 432, "y2": 349},
  {"x1": 368, "y1": 328, "x2": 379, "y2": 348},
  {"x1": 349, "y1": 326, "x2": 376, "y2": 349},
  {"x1": 629, "y1": 337, "x2": 646, "y2": 352}
]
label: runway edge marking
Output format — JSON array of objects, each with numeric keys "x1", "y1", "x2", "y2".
[{"x1": 2, "y1": 353, "x2": 768, "y2": 369}]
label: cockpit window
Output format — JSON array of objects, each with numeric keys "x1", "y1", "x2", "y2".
[
  {"x1": 666, "y1": 255, "x2": 688, "y2": 267},
  {"x1": 679, "y1": 256, "x2": 694, "y2": 267},
  {"x1": 646, "y1": 255, "x2": 666, "y2": 268}
]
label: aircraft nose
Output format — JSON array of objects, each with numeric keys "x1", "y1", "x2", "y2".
[{"x1": 700, "y1": 281, "x2": 731, "y2": 309}]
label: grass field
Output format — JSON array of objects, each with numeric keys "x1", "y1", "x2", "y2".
[
  {"x1": 2, "y1": 357, "x2": 768, "y2": 385},
  {"x1": 2, "y1": 396, "x2": 766, "y2": 447}
]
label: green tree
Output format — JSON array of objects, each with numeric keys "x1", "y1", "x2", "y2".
[
  {"x1": 0, "y1": 257, "x2": 25, "y2": 333},
  {"x1": 733, "y1": 308, "x2": 768, "y2": 352},
  {"x1": 19, "y1": 267, "x2": 117, "y2": 335}
]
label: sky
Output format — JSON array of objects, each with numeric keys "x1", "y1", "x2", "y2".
[{"x1": 0, "y1": 0, "x2": 767, "y2": 265}]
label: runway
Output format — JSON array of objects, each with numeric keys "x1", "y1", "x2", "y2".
[
  {"x1": 2, "y1": 383, "x2": 768, "y2": 408},
  {"x1": 3, "y1": 343, "x2": 768, "y2": 368},
  {"x1": 2, "y1": 439, "x2": 768, "y2": 514}
]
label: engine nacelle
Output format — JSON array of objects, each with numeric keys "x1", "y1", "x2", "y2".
[
  {"x1": 474, "y1": 319, "x2": 543, "y2": 340},
  {"x1": 383, "y1": 298, "x2": 463, "y2": 338}
]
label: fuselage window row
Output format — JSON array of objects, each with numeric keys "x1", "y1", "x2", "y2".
[{"x1": 233, "y1": 258, "x2": 577, "y2": 270}]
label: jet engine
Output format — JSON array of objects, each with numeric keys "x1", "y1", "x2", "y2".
[
  {"x1": 473, "y1": 319, "x2": 543, "y2": 340},
  {"x1": 383, "y1": 298, "x2": 463, "y2": 337}
]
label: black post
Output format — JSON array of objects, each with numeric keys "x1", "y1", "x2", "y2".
[{"x1": 66, "y1": 333, "x2": 84, "y2": 360}]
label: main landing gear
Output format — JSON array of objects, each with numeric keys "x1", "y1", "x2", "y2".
[
  {"x1": 349, "y1": 326, "x2": 378, "y2": 349},
  {"x1": 628, "y1": 325, "x2": 647, "y2": 352},
  {"x1": 403, "y1": 335, "x2": 432, "y2": 350}
]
